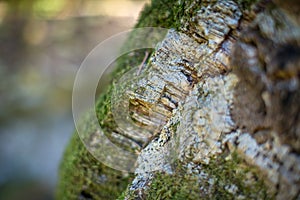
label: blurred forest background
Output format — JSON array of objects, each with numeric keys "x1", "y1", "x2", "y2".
[{"x1": 0, "y1": 0, "x2": 148, "y2": 199}]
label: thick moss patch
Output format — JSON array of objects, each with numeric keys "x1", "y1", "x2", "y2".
[
  {"x1": 145, "y1": 171, "x2": 200, "y2": 200},
  {"x1": 136, "y1": 0, "x2": 200, "y2": 30},
  {"x1": 134, "y1": 152, "x2": 271, "y2": 200},
  {"x1": 201, "y1": 152, "x2": 272, "y2": 199},
  {"x1": 56, "y1": 133, "x2": 133, "y2": 200}
]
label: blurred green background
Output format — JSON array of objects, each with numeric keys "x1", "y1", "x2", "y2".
[{"x1": 0, "y1": 0, "x2": 148, "y2": 199}]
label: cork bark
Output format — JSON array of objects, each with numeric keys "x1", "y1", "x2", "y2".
[{"x1": 56, "y1": 1, "x2": 300, "y2": 199}]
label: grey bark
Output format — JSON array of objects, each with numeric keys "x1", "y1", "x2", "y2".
[{"x1": 120, "y1": 1, "x2": 300, "y2": 199}]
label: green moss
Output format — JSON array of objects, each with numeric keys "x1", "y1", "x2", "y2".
[
  {"x1": 95, "y1": 85, "x2": 115, "y2": 133},
  {"x1": 133, "y1": 152, "x2": 272, "y2": 200},
  {"x1": 201, "y1": 152, "x2": 272, "y2": 199},
  {"x1": 116, "y1": 191, "x2": 126, "y2": 200},
  {"x1": 136, "y1": 0, "x2": 260, "y2": 30},
  {"x1": 145, "y1": 171, "x2": 201, "y2": 200},
  {"x1": 116, "y1": 164, "x2": 202, "y2": 200},
  {"x1": 135, "y1": 0, "x2": 200, "y2": 30},
  {"x1": 56, "y1": 133, "x2": 133, "y2": 200}
]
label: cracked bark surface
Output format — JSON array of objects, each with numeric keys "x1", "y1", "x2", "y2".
[{"x1": 57, "y1": 1, "x2": 300, "y2": 199}]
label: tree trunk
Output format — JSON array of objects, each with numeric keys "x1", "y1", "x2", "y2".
[{"x1": 56, "y1": 0, "x2": 300, "y2": 199}]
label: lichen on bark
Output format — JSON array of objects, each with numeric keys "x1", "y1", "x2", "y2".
[{"x1": 57, "y1": 0, "x2": 300, "y2": 199}]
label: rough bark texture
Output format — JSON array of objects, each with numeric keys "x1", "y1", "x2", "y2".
[{"x1": 57, "y1": 0, "x2": 300, "y2": 199}]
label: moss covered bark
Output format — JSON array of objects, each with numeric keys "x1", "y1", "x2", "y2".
[
  {"x1": 57, "y1": 0, "x2": 299, "y2": 199},
  {"x1": 56, "y1": 133, "x2": 132, "y2": 199},
  {"x1": 56, "y1": 1, "x2": 194, "y2": 199},
  {"x1": 142, "y1": 152, "x2": 270, "y2": 200}
]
